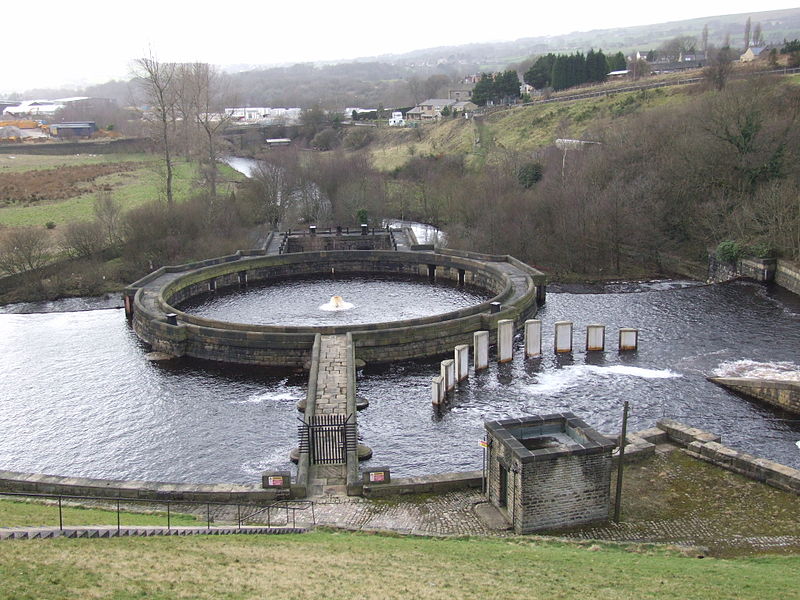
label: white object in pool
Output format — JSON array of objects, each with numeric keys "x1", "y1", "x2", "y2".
[{"x1": 319, "y1": 295, "x2": 355, "y2": 311}]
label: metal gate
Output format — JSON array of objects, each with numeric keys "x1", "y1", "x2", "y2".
[{"x1": 298, "y1": 414, "x2": 356, "y2": 465}]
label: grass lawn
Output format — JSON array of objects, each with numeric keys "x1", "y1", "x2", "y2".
[
  {"x1": 0, "y1": 530, "x2": 797, "y2": 599},
  {"x1": 0, "y1": 497, "x2": 201, "y2": 529},
  {"x1": 0, "y1": 153, "x2": 244, "y2": 227}
]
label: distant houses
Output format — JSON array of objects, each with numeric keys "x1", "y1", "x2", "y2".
[
  {"x1": 224, "y1": 107, "x2": 302, "y2": 125},
  {"x1": 740, "y1": 46, "x2": 770, "y2": 62},
  {"x1": 405, "y1": 98, "x2": 477, "y2": 121}
]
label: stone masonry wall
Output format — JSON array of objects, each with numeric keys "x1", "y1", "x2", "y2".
[{"x1": 517, "y1": 453, "x2": 611, "y2": 533}]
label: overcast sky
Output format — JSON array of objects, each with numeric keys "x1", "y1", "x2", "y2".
[{"x1": 3, "y1": 0, "x2": 798, "y2": 95}]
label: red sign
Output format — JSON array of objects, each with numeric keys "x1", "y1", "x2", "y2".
[
  {"x1": 268, "y1": 476, "x2": 284, "y2": 487},
  {"x1": 369, "y1": 471, "x2": 385, "y2": 482}
]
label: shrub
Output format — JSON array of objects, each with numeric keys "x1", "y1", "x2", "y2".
[
  {"x1": 45, "y1": 221, "x2": 56, "y2": 230},
  {"x1": 311, "y1": 128, "x2": 340, "y2": 151},
  {"x1": 716, "y1": 240, "x2": 742, "y2": 263},
  {"x1": 744, "y1": 242, "x2": 776, "y2": 259},
  {"x1": 343, "y1": 128, "x2": 373, "y2": 150}
]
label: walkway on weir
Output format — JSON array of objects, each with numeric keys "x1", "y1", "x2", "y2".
[{"x1": 305, "y1": 334, "x2": 355, "y2": 497}]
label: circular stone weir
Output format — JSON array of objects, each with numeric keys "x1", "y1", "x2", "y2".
[
  {"x1": 125, "y1": 249, "x2": 545, "y2": 367},
  {"x1": 179, "y1": 275, "x2": 492, "y2": 327}
]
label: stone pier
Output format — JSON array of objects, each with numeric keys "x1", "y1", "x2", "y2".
[{"x1": 298, "y1": 334, "x2": 364, "y2": 497}]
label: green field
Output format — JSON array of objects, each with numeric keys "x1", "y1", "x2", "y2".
[
  {"x1": 0, "y1": 530, "x2": 797, "y2": 599},
  {"x1": 0, "y1": 497, "x2": 201, "y2": 529},
  {"x1": 0, "y1": 153, "x2": 244, "y2": 227}
]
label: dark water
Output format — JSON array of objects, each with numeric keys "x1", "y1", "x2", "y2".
[
  {"x1": 0, "y1": 309, "x2": 302, "y2": 483},
  {"x1": 180, "y1": 275, "x2": 490, "y2": 326},
  {"x1": 1, "y1": 280, "x2": 799, "y2": 484},
  {"x1": 357, "y1": 280, "x2": 800, "y2": 476}
]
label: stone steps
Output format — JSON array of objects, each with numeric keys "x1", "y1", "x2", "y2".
[{"x1": 0, "y1": 525, "x2": 307, "y2": 541}]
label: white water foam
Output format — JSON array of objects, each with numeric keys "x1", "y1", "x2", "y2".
[
  {"x1": 712, "y1": 360, "x2": 800, "y2": 382},
  {"x1": 233, "y1": 392, "x2": 299, "y2": 405},
  {"x1": 525, "y1": 364, "x2": 681, "y2": 395}
]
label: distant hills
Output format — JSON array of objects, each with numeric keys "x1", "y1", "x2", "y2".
[
  {"x1": 8, "y1": 7, "x2": 800, "y2": 109},
  {"x1": 357, "y1": 7, "x2": 800, "y2": 70}
]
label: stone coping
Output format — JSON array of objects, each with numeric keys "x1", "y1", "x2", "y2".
[
  {"x1": 155, "y1": 251, "x2": 514, "y2": 334},
  {"x1": 486, "y1": 412, "x2": 615, "y2": 463},
  {"x1": 0, "y1": 470, "x2": 283, "y2": 503}
]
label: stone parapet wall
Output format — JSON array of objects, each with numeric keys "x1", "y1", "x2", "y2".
[
  {"x1": 0, "y1": 470, "x2": 283, "y2": 503},
  {"x1": 685, "y1": 441, "x2": 800, "y2": 494},
  {"x1": 362, "y1": 471, "x2": 483, "y2": 497},
  {"x1": 128, "y1": 249, "x2": 542, "y2": 367},
  {"x1": 656, "y1": 418, "x2": 800, "y2": 495}
]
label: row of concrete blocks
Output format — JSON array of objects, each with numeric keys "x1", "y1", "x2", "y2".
[
  {"x1": 432, "y1": 320, "x2": 640, "y2": 405},
  {"x1": 0, "y1": 526, "x2": 307, "y2": 540}
]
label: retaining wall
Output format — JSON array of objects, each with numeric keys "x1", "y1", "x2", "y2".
[
  {"x1": 708, "y1": 377, "x2": 800, "y2": 415},
  {"x1": 656, "y1": 419, "x2": 800, "y2": 495}
]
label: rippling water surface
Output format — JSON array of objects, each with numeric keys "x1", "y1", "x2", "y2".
[
  {"x1": 358, "y1": 280, "x2": 800, "y2": 476},
  {"x1": 1, "y1": 280, "x2": 799, "y2": 483},
  {"x1": 180, "y1": 276, "x2": 490, "y2": 326}
]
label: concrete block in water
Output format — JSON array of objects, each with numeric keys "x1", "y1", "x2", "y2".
[
  {"x1": 554, "y1": 321, "x2": 573, "y2": 353},
  {"x1": 497, "y1": 319, "x2": 514, "y2": 363},
  {"x1": 454, "y1": 345, "x2": 469, "y2": 382},
  {"x1": 586, "y1": 324, "x2": 605, "y2": 352},
  {"x1": 524, "y1": 319, "x2": 542, "y2": 358},
  {"x1": 441, "y1": 359, "x2": 455, "y2": 391},
  {"x1": 474, "y1": 331, "x2": 489, "y2": 371}
]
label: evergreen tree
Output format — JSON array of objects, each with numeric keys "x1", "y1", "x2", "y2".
[
  {"x1": 496, "y1": 70, "x2": 521, "y2": 103},
  {"x1": 524, "y1": 54, "x2": 556, "y2": 89},
  {"x1": 471, "y1": 73, "x2": 495, "y2": 106},
  {"x1": 551, "y1": 54, "x2": 570, "y2": 91},
  {"x1": 608, "y1": 51, "x2": 627, "y2": 71}
]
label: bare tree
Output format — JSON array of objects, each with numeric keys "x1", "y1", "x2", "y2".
[
  {"x1": 744, "y1": 17, "x2": 752, "y2": 50},
  {"x1": 134, "y1": 53, "x2": 177, "y2": 204},
  {"x1": 189, "y1": 62, "x2": 235, "y2": 199},
  {"x1": 702, "y1": 24, "x2": 710, "y2": 55},
  {"x1": 704, "y1": 46, "x2": 736, "y2": 91},
  {"x1": 0, "y1": 229, "x2": 50, "y2": 275},
  {"x1": 93, "y1": 190, "x2": 123, "y2": 246},
  {"x1": 61, "y1": 221, "x2": 106, "y2": 258},
  {"x1": 753, "y1": 23, "x2": 765, "y2": 47}
]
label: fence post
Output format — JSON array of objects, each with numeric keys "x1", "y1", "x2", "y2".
[
  {"x1": 116, "y1": 498, "x2": 120, "y2": 532},
  {"x1": 237, "y1": 505, "x2": 241, "y2": 529},
  {"x1": 207, "y1": 504, "x2": 211, "y2": 529},
  {"x1": 167, "y1": 502, "x2": 171, "y2": 530},
  {"x1": 58, "y1": 496, "x2": 63, "y2": 531}
]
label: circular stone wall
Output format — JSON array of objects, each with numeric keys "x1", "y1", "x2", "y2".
[{"x1": 126, "y1": 249, "x2": 544, "y2": 367}]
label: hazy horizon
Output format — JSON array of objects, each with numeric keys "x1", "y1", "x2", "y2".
[{"x1": 3, "y1": 0, "x2": 799, "y2": 96}]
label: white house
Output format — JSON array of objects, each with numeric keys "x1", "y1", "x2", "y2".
[{"x1": 388, "y1": 111, "x2": 405, "y2": 126}]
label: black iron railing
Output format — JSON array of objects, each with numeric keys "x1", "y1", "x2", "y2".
[{"x1": 0, "y1": 491, "x2": 314, "y2": 532}]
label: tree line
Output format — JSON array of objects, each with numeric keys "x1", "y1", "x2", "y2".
[{"x1": 524, "y1": 50, "x2": 626, "y2": 91}]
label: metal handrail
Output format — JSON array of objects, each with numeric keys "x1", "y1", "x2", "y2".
[
  {"x1": 237, "y1": 500, "x2": 315, "y2": 528},
  {"x1": 0, "y1": 490, "x2": 314, "y2": 532}
]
